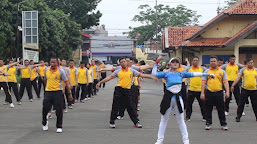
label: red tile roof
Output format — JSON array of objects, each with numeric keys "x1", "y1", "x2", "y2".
[
  {"x1": 188, "y1": 0, "x2": 257, "y2": 41},
  {"x1": 186, "y1": 38, "x2": 230, "y2": 47},
  {"x1": 224, "y1": 0, "x2": 257, "y2": 15},
  {"x1": 185, "y1": 21, "x2": 257, "y2": 47},
  {"x1": 168, "y1": 26, "x2": 201, "y2": 47}
]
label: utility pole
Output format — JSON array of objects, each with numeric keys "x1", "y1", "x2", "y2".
[{"x1": 155, "y1": 0, "x2": 158, "y2": 53}]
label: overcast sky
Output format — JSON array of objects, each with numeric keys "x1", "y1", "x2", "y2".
[{"x1": 97, "y1": 0, "x2": 228, "y2": 36}]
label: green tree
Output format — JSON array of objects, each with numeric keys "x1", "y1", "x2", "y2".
[
  {"x1": 0, "y1": 0, "x2": 82, "y2": 61},
  {"x1": 0, "y1": 0, "x2": 16, "y2": 60},
  {"x1": 45, "y1": 0, "x2": 102, "y2": 29},
  {"x1": 129, "y1": 4, "x2": 201, "y2": 45},
  {"x1": 224, "y1": 0, "x2": 238, "y2": 8}
]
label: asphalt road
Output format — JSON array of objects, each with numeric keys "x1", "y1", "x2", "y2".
[{"x1": 0, "y1": 78, "x2": 257, "y2": 144}]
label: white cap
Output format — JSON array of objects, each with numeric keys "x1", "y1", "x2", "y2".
[{"x1": 168, "y1": 57, "x2": 180, "y2": 64}]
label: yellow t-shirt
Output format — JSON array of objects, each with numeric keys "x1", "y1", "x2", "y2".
[
  {"x1": 77, "y1": 67, "x2": 87, "y2": 84},
  {"x1": 221, "y1": 63, "x2": 243, "y2": 81},
  {"x1": 177, "y1": 65, "x2": 186, "y2": 83},
  {"x1": 239, "y1": 67, "x2": 257, "y2": 90},
  {"x1": 87, "y1": 68, "x2": 93, "y2": 83},
  {"x1": 38, "y1": 66, "x2": 46, "y2": 77},
  {"x1": 45, "y1": 68, "x2": 68, "y2": 91},
  {"x1": 30, "y1": 67, "x2": 38, "y2": 81},
  {"x1": 69, "y1": 66, "x2": 78, "y2": 86},
  {"x1": 99, "y1": 63, "x2": 106, "y2": 73},
  {"x1": 133, "y1": 76, "x2": 139, "y2": 86},
  {"x1": 7, "y1": 66, "x2": 17, "y2": 82},
  {"x1": 90, "y1": 65, "x2": 99, "y2": 80},
  {"x1": 202, "y1": 67, "x2": 227, "y2": 92},
  {"x1": 21, "y1": 65, "x2": 34, "y2": 79},
  {"x1": 0, "y1": 65, "x2": 8, "y2": 82},
  {"x1": 186, "y1": 66, "x2": 206, "y2": 92},
  {"x1": 111, "y1": 68, "x2": 141, "y2": 89}
]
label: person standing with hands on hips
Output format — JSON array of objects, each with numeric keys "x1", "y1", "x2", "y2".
[{"x1": 201, "y1": 55, "x2": 230, "y2": 131}]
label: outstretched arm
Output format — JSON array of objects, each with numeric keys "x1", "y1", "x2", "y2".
[
  {"x1": 98, "y1": 67, "x2": 115, "y2": 72},
  {"x1": 96, "y1": 75, "x2": 114, "y2": 89},
  {"x1": 183, "y1": 72, "x2": 215, "y2": 78},
  {"x1": 9, "y1": 58, "x2": 23, "y2": 67},
  {"x1": 140, "y1": 73, "x2": 158, "y2": 82},
  {"x1": 151, "y1": 56, "x2": 167, "y2": 78}
]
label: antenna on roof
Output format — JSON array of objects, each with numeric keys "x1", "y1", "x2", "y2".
[{"x1": 217, "y1": 0, "x2": 221, "y2": 15}]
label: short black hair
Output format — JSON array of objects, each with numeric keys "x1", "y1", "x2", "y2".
[
  {"x1": 210, "y1": 55, "x2": 218, "y2": 61},
  {"x1": 80, "y1": 61, "x2": 85, "y2": 64},
  {"x1": 246, "y1": 58, "x2": 253, "y2": 63},
  {"x1": 133, "y1": 58, "x2": 138, "y2": 63},
  {"x1": 182, "y1": 61, "x2": 187, "y2": 65},
  {"x1": 139, "y1": 60, "x2": 145, "y2": 65},
  {"x1": 192, "y1": 56, "x2": 199, "y2": 60},
  {"x1": 230, "y1": 55, "x2": 236, "y2": 58},
  {"x1": 244, "y1": 59, "x2": 248, "y2": 65},
  {"x1": 30, "y1": 60, "x2": 34, "y2": 62},
  {"x1": 119, "y1": 57, "x2": 126, "y2": 62},
  {"x1": 218, "y1": 58, "x2": 224, "y2": 61},
  {"x1": 69, "y1": 59, "x2": 74, "y2": 62},
  {"x1": 50, "y1": 57, "x2": 59, "y2": 64},
  {"x1": 24, "y1": 59, "x2": 29, "y2": 62}
]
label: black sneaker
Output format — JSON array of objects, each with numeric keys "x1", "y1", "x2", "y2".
[{"x1": 236, "y1": 117, "x2": 240, "y2": 122}]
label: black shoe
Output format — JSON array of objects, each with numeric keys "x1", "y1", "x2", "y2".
[{"x1": 236, "y1": 117, "x2": 240, "y2": 122}]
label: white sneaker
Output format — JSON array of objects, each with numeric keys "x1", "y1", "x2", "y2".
[
  {"x1": 42, "y1": 121, "x2": 48, "y2": 131},
  {"x1": 87, "y1": 98, "x2": 91, "y2": 100},
  {"x1": 110, "y1": 124, "x2": 115, "y2": 128},
  {"x1": 64, "y1": 109, "x2": 68, "y2": 113},
  {"x1": 10, "y1": 103, "x2": 14, "y2": 108},
  {"x1": 225, "y1": 111, "x2": 229, "y2": 116},
  {"x1": 68, "y1": 106, "x2": 73, "y2": 109},
  {"x1": 18, "y1": 101, "x2": 22, "y2": 105},
  {"x1": 47, "y1": 113, "x2": 52, "y2": 119},
  {"x1": 184, "y1": 140, "x2": 190, "y2": 144},
  {"x1": 117, "y1": 116, "x2": 124, "y2": 120},
  {"x1": 84, "y1": 98, "x2": 88, "y2": 101},
  {"x1": 3, "y1": 102, "x2": 9, "y2": 105},
  {"x1": 56, "y1": 128, "x2": 62, "y2": 133},
  {"x1": 242, "y1": 112, "x2": 246, "y2": 116},
  {"x1": 202, "y1": 119, "x2": 206, "y2": 122},
  {"x1": 155, "y1": 141, "x2": 163, "y2": 144},
  {"x1": 30, "y1": 99, "x2": 33, "y2": 102}
]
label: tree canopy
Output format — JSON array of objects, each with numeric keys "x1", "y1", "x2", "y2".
[
  {"x1": 0, "y1": 0, "x2": 101, "y2": 61},
  {"x1": 128, "y1": 4, "x2": 201, "y2": 45}
]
